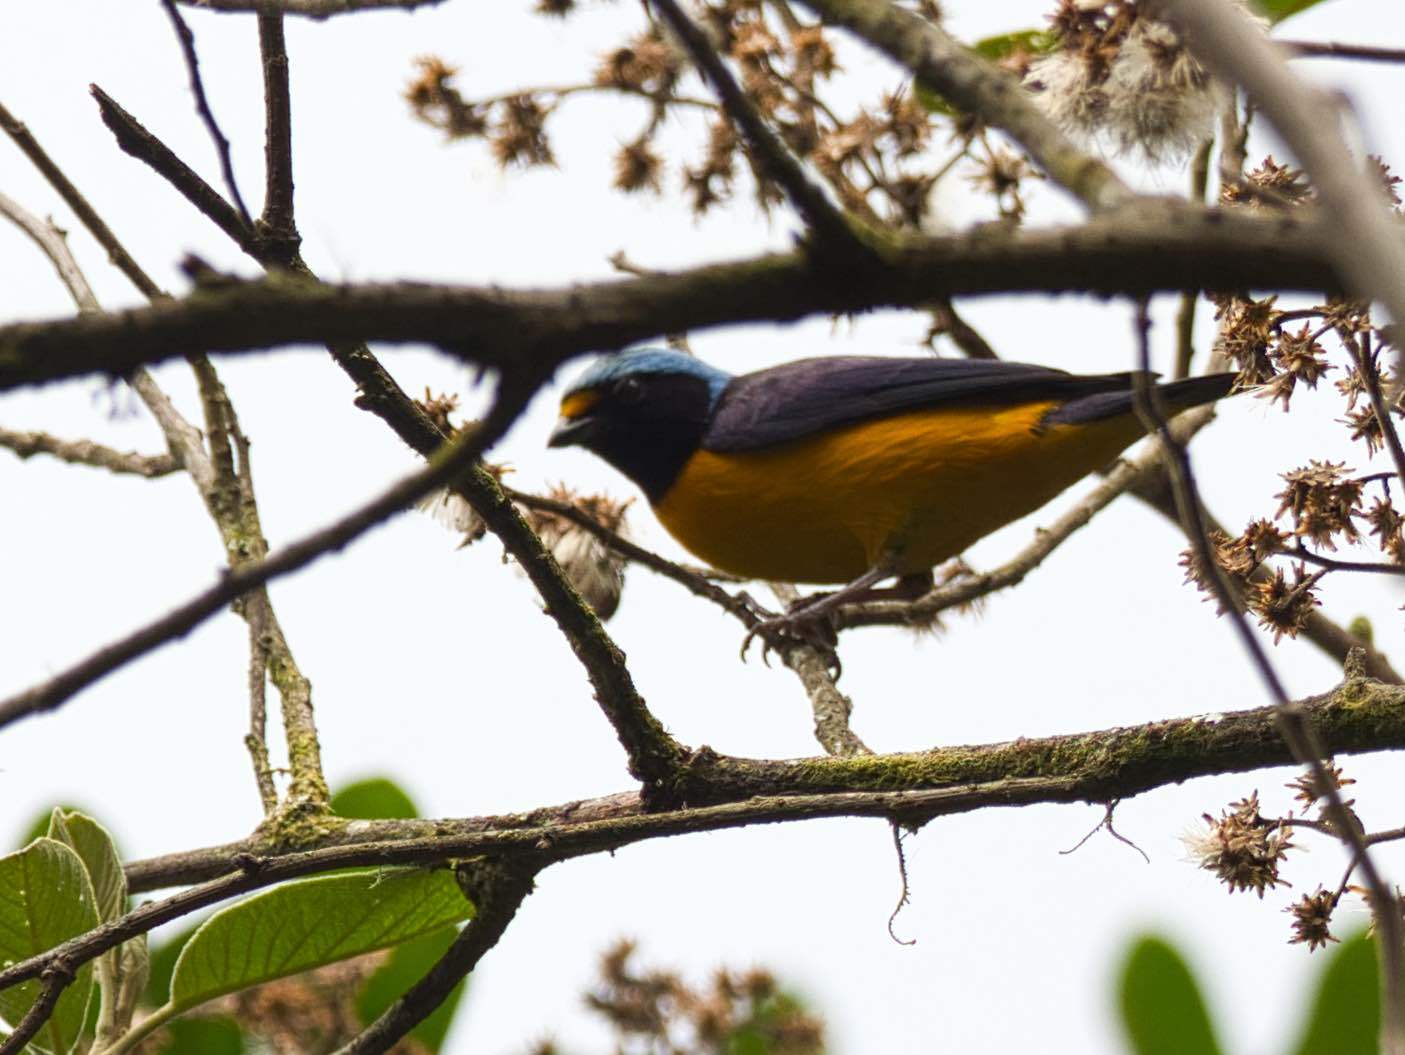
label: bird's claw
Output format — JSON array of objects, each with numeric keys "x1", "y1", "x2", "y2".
[{"x1": 739, "y1": 610, "x2": 843, "y2": 679}]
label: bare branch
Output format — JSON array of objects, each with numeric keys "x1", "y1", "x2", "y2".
[
  {"x1": 0, "y1": 967, "x2": 71, "y2": 1055},
  {"x1": 0, "y1": 101, "x2": 164, "y2": 300},
  {"x1": 330, "y1": 863, "x2": 536, "y2": 1055},
  {"x1": 0, "y1": 427, "x2": 178, "y2": 478},
  {"x1": 1284, "y1": 40, "x2": 1405, "y2": 64},
  {"x1": 159, "y1": 0, "x2": 255, "y2": 228},
  {"x1": 176, "y1": 0, "x2": 445, "y2": 14},
  {"x1": 91, "y1": 85, "x2": 256, "y2": 255},
  {"x1": 0, "y1": 204, "x2": 1367, "y2": 393},
  {"x1": 256, "y1": 12, "x2": 299, "y2": 256}
]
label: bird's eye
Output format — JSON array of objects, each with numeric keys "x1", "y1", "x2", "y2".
[{"x1": 618, "y1": 377, "x2": 645, "y2": 403}]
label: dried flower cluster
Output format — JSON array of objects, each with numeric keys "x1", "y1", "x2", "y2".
[
  {"x1": 1024, "y1": 0, "x2": 1248, "y2": 161},
  {"x1": 1185, "y1": 767, "x2": 1381, "y2": 953},
  {"x1": 1183, "y1": 792, "x2": 1293, "y2": 898},
  {"x1": 530, "y1": 939, "x2": 824, "y2": 1055},
  {"x1": 520, "y1": 486, "x2": 633, "y2": 621},
  {"x1": 402, "y1": 0, "x2": 1048, "y2": 229},
  {"x1": 1286, "y1": 887, "x2": 1339, "y2": 952}
]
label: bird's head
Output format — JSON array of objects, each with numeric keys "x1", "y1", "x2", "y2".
[{"x1": 548, "y1": 348, "x2": 732, "y2": 502}]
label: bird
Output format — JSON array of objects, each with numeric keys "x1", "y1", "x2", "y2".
[{"x1": 548, "y1": 347, "x2": 1235, "y2": 645}]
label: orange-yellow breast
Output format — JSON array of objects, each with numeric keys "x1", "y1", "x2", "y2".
[{"x1": 652, "y1": 402, "x2": 1145, "y2": 583}]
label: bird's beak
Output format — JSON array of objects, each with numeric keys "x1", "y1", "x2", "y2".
[
  {"x1": 547, "y1": 414, "x2": 599, "y2": 449},
  {"x1": 549, "y1": 389, "x2": 602, "y2": 449}
]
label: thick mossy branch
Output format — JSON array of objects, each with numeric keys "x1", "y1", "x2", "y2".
[
  {"x1": 0, "y1": 206, "x2": 1355, "y2": 392},
  {"x1": 111, "y1": 666, "x2": 1405, "y2": 894}
]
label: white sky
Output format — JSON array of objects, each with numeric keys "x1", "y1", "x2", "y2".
[{"x1": 4, "y1": 1, "x2": 1405, "y2": 1053}]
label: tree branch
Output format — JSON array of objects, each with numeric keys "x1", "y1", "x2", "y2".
[
  {"x1": 0, "y1": 665, "x2": 1402, "y2": 1003},
  {"x1": 0, "y1": 966, "x2": 71, "y2": 1055},
  {"x1": 0, "y1": 204, "x2": 1365, "y2": 393},
  {"x1": 330, "y1": 862, "x2": 536, "y2": 1055},
  {"x1": 649, "y1": 0, "x2": 869, "y2": 258},
  {"x1": 0, "y1": 427, "x2": 179, "y2": 478},
  {"x1": 795, "y1": 0, "x2": 1135, "y2": 211},
  {"x1": 158, "y1": 0, "x2": 255, "y2": 228},
  {"x1": 255, "y1": 11, "x2": 298, "y2": 256}
]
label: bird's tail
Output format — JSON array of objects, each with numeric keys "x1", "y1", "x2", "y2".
[{"x1": 1045, "y1": 372, "x2": 1237, "y2": 427}]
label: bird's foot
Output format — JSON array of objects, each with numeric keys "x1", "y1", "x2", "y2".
[{"x1": 738, "y1": 599, "x2": 843, "y2": 678}]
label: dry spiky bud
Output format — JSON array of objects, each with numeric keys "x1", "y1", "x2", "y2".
[
  {"x1": 1223, "y1": 156, "x2": 1313, "y2": 208},
  {"x1": 1249, "y1": 563, "x2": 1321, "y2": 642},
  {"x1": 492, "y1": 94, "x2": 555, "y2": 168},
  {"x1": 1212, "y1": 293, "x2": 1281, "y2": 388},
  {"x1": 1178, "y1": 530, "x2": 1243, "y2": 615},
  {"x1": 614, "y1": 139, "x2": 663, "y2": 194},
  {"x1": 881, "y1": 90, "x2": 931, "y2": 157},
  {"x1": 1287, "y1": 888, "x2": 1339, "y2": 951},
  {"x1": 790, "y1": 25, "x2": 837, "y2": 78},
  {"x1": 1216, "y1": 519, "x2": 1286, "y2": 576},
  {"x1": 1275, "y1": 461, "x2": 1364, "y2": 550},
  {"x1": 405, "y1": 56, "x2": 488, "y2": 138},
  {"x1": 415, "y1": 387, "x2": 460, "y2": 433},
  {"x1": 1286, "y1": 760, "x2": 1356, "y2": 811},
  {"x1": 596, "y1": 32, "x2": 679, "y2": 93},
  {"x1": 1183, "y1": 791, "x2": 1293, "y2": 897},
  {"x1": 1264, "y1": 324, "x2": 1331, "y2": 410},
  {"x1": 1367, "y1": 497, "x2": 1405, "y2": 563}
]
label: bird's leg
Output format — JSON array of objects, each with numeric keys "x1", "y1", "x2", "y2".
[{"x1": 740, "y1": 563, "x2": 897, "y2": 672}]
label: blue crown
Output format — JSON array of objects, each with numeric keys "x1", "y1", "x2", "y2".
[{"x1": 566, "y1": 347, "x2": 733, "y2": 407}]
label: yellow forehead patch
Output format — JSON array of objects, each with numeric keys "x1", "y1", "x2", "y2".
[{"x1": 559, "y1": 388, "x2": 600, "y2": 420}]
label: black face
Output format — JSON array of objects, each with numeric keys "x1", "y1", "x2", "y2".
[{"x1": 549, "y1": 371, "x2": 717, "y2": 502}]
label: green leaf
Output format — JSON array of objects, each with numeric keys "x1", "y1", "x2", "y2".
[
  {"x1": 46, "y1": 810, "x2": 125, "y2": 923},
  {"x1": 973, "y1": 28, "x2": 1055, "y2": 61},
  {"x1": 157, "y1": 1017, "x2": 247, "y2": 1055},
  {"x1": 1291, "y1": 930, "x2": 1379, "y2": 1055},
  {"x1": 1118, "y1": 936, "x2": 1223, "y2": 1055},
  {"x1": 15, "y1": 806, "x2": 89, "y2": 850},
  {"x1": 915, "y1": 28, "x2": 1054, "y2": 115},
  {"x1": 1253, "y1": 0, "x2": 1335, "y2": 23},
  {"x1": 167, "y1": 867, "x2": 474, "y2": 1015},
  {"x1": 332, "y1": 778, "x2": 420, "y2": 821},
  {"x1": 0, "y1": 839, "x2": 100, "y2": 1055},
  {"x1": 356, "y1": 925, "x2": 465, "y2": 1053}
]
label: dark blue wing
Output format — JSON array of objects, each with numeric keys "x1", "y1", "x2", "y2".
[{"x1": 703, "y1": 356, "x2": 1137, "y2": 452}]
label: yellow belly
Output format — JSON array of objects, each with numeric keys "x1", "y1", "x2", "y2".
[{"x1": 652, "y1": 402, "x2": 1144, "y2": 583}]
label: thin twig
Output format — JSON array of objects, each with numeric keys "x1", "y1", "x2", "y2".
[
  {"x1": 0, "y1": 392, "x2": 531, "y2": 731},
  {"x1": 158, "y1": 0, "x2": 254, "y2": 228},
  {"x1": 91, "y1": 84, "x2": 257, "y2": 254},
  {"x1": 0, "y1": 427, "x2": 178, "y2": 478},
  {"x1": 256, "y1": 12, "x2": 298, "y2": 256},
  {"x1": 1348, "y1": 329, "x2": 1405, "y2": 496},
  {"x1": 0, "y1": 967, "x2": 72, "y2": 1055},
  {"x1": 886, "y1": 823, "x2": 916, "y2": 946},
  {"x1": 1127, "y1": 294, "x2": 1405, "y2": 1055},
  {"x1": 330, "y1": 863, "x2": 537, "y2": 1055},
  {"x1": 649, "y1": 0, "x2": 869, "y2": 259},
  {"x1": 1174, "y1": 138, "x2": 1214, "y2": 379},
  {"x1": 0, "y1": 100, "x2": 163, "y2": 299},
  {"x1": 1283, "y1": 40, "x2": 1405, "y2": 64},
  {"x1": 769, "y1": 583, "x2": 870, "y2": 756}
]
